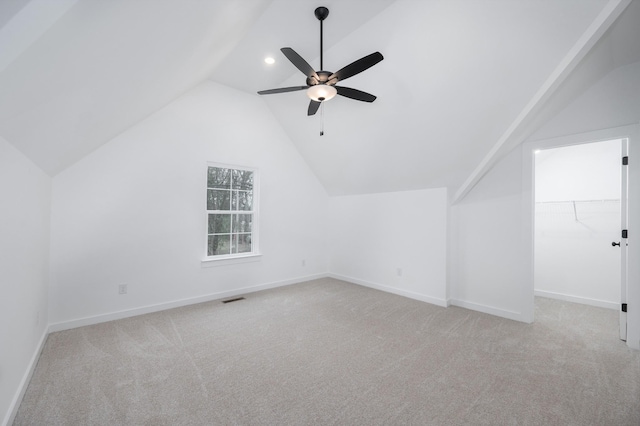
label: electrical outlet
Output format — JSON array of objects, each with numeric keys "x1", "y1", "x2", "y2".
[
  {"x1": 119, "y1": 284, "x2": 128, "y2": 295},
  {"x1": 302, "y1": 259, "x2": 306, "y2": 267},
  {"x1": 396, "y1": 268, "x2": 402, "y2": 277}
]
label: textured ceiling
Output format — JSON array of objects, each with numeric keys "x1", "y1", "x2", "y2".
[{"x1": 1, "y1": 0, "x2": 638, "y2": 197}]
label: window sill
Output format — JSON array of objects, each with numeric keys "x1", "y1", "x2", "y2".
[{"x1": 201, "y1": 253, "x2": 262, "y2": 268}]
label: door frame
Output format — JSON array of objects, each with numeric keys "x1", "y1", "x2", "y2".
[{"x1": 521, "y1": 124, "x2": 638, "y2": 348}]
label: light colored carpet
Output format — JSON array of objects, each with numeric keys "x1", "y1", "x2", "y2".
[{"x1": 14, "y1": 278, "x2": 640, "y2": 425}]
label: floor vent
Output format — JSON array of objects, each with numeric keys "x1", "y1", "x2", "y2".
[{"x1": 222, "y1": 297, "x2": 246, "y2": 304}]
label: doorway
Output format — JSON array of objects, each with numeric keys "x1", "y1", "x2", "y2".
[
  {"x1": 525, "y1": 133, "x2": 630, "y2": 341},
  {"x1": 522, "y1": 125, "x2": 638, "y2": 348},
  {"x1": 533, "y1": 140, "x2": 622, "y2": 310}
]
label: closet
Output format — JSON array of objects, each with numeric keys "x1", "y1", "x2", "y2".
[{"x1": 534, "y1": 139, "x2": 622, "y2": 309}]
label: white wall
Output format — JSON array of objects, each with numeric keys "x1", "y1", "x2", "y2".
[
  {"x1": 48, "y1": 81, "x2": 329, "y2": 327},
  {"x1": 534, "y1": 140, "x2": 621, "y2": 308},
  {"x1": 328, "y1": 188, "x2": 448, "y2": 306},
  {"x1": 450, "y1": 146, "x2": 532, "y2": 321},
  {"x1": 0, "y1": 137, "x2": 51, "y2": 425},
  {"x1": 535, "y1": 141, "x2": 621, "y2": 202}
]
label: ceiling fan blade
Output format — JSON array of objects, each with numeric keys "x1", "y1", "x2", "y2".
[
  {"x1": 281, "y1": 47, "x2": 320, "y2": 80},
  {"x1": 307, "y1": 100, "x2": 321, "y2": 116},
  {"x1": 257, "y1": 86, "x2": 308, "y2": 95},
  {"x1": 329, "y1": 52, "x2": 383, "y2": 82},
  {"x1": 335, "y1": 86, "x2": 377, "y2": 102}
]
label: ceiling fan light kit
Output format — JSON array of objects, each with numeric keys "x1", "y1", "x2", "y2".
[
  {"x1": 307, "y1": 84, "x2": 337, "y2": 102},
  {"x1": 257, "y1": 6, "x2": 383, "y2": 122}
]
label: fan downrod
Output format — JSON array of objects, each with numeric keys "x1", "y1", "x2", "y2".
[
  {"x1": 315, "y1": 7, "x2": 329, "y2": 70},
  {"x1": 314, "y1": 7, "x2": 329, "y2": 21}
]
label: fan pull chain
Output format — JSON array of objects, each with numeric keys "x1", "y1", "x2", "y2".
[{"x1": 320, "y1": 102, "x2": 325, "y2": 136}]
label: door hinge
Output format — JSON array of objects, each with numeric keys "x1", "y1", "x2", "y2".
[
  {"x1": 622, "y1": 156, "x2": 628, "y2": 165},
  {"x1": 622, "y1": 303, "x2": 627, "y2": 313},
  {"x1": 622, "y1": 229, "x2": 628, "y2": 239}
]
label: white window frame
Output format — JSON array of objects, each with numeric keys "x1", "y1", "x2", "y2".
[{"x1": 202, "y1": 162, "x2": 260, "y2": 264}]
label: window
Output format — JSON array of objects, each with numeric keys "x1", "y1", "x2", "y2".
[{"x1": 206, "y1": 164, "x2": 258, "y2": 259}]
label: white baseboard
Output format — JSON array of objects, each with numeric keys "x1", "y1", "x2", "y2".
[
  {"x1": 534, "y1": 289, "x2": 618, "y2": 310},
  {"x1": 329, "y1": 273, "x2": 448, "y2": 307},
  {"x1": 3, "y1": 328, "x2": 48, "y2": 426},
  {"x1": 449, "y1": 299, "x2": 525, "y2": 322},
  {"x1": 48, "y1": 273, "x2": 328, "y2": 332}
]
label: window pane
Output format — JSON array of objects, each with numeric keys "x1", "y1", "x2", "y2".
[
  {"x1": 207, "y1": 166, "x2": 256, "y2": 258},
  {"x1": 207, "y1": 189, "x2": 231, "y2": 210},
  {"x1": 208, "y1": 167, "x2": 231, "y2": 189},
  {"x1": 208, "y1": 235, "x2": 231, "y2": 256},
  {"x1": 233, "y1": 214, "x2": 252, "y2": 233},
  {"x1": 232, "y1": 234, "x2": 252, "y2": 254},
  {"x1": 232, "y1": 170, "x2": 253, "y2": 190},
  {"x1": 232, "y1": 190, "x2": 253, "y2": 211},
  {"x1": 208, "y1": 214, "x2": 231, "y2": 234}
]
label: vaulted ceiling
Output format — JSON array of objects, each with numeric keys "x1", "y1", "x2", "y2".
[{"x1": 1, "y1": 0, "x2": 638, "y2": 197}]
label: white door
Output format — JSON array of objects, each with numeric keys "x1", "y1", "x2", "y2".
[{"x1": 619, "y1": 138, "x2": 629, "y2": 341}]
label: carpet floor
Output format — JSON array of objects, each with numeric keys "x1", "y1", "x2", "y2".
[{"x1": 13, "y1": 278, "x2": 640, "y2": 425}]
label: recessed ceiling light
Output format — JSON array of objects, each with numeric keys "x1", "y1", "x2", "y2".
[{"x1": 264, "y1": 57, "x2": 275, "y2": 65}]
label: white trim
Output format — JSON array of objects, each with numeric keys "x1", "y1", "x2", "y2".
[
  {"x1": 526, "y1": 126, "x2": 636, "y2": 150},
  {"x1": 629, "y1": 122, "x2": 640, "y2": 349},
  {"x1": 521, "y1": 142, "x2": 536, "y2": 323},
  {"x1": 329, "y1": 273, "x2": 448, "y2": 308},
  {"x1": 453, "y1": 0, "x2": 632, "y2": 203},
  {"x1": 48, "y1": 273, "x2": 327, "y2": 332},
  {"x1": 449, "y1": 299, "x2": 525, "y2": 322},
  {"x1": 3, "y1": 328, "x2": 48, "y2": 426},
  {"x1": 534, "y1": 290, "x2": 618, "y2": 310},
  {"x1": 201, "y1": 253, "x2": 262, "y2": 267}
]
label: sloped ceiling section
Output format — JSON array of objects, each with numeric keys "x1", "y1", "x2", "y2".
[
  {"x1": 530, "y1": 0, "x2": 640, "y2": 141},
  {"x1": 0, "y1": 0, "x2": 270, "y2": 175},
  {"x1": 0, "y1": 0, "x2": 627, "y2": 198}
]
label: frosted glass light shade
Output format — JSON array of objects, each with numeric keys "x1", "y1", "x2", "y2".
[{"x1": 307, "y1": 84, "x2": 337, "y2": 102}]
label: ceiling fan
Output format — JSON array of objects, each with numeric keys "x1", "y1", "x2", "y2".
[{"x1": 257, "y1": 6, "x2": 383, "y2": 117}]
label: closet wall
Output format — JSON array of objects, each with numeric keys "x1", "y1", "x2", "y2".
[{"x1": 534, "y1": 139, "x2": 622, "y2": 308}]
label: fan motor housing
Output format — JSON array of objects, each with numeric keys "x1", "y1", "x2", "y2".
[{"x1": 307, "y1": 70, "x2": 333, "y2": 86}]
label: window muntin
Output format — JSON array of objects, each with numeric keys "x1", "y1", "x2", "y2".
[{"x1": 206, "y1": 165, "x2": 257, "y2": 258}]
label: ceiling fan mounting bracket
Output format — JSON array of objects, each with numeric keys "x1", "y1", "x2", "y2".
[{"x1": 314, "y1": 7, "x2": 329, "y2": 21}]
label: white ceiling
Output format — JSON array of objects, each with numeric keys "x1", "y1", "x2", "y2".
[
  {"x1": 0, "y1": 0, "x2": 32, "y2": 29},
  {"x1": 1, "y1": 0, "x2": 638, "y2": 197},
  {"x1": 529, "y1": 0, "x2": 640, "y2": 141},
  {"x1": 0, "y1": 0, "x2": 271, "y2": 174}
]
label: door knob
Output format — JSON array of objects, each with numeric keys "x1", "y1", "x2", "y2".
[{"x1": 612, "y1": 241, "x2": 621, "y2": 247}]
